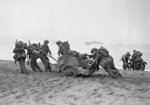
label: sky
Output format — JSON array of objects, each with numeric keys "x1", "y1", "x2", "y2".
[{"x1": 0, "y1": 0, "x2": 150, "y2": 61}]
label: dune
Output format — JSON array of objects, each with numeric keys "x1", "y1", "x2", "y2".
[{"x1": 0, "y1": 60, "x2": 150, "y2": 105}]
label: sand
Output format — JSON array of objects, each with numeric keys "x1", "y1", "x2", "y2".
[{"x1": 0, "y1": 60, "x2": 150, "y2": 105}]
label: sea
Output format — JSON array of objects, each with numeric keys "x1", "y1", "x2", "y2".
[{"x1": 1, "y1": 43, "x2": 150, "y2": 70}]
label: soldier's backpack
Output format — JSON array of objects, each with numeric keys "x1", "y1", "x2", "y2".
[
  {"x1": 62, "y1": 41, "x2": 70, "y2": 50},
  {"x1": 13, "y1": 41, "x2": 26, "y2": 62},
  {"x1": 132, "y1": 51, "x2": 142, "y2": 60},
  {"x1": 135, "y1": 51, "x2": 142, "y2": 57},
  {"x1": 98, "y1": 46, "x2": 109, "y2": 57}
]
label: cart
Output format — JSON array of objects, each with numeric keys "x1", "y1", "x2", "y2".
[{"x1": 57, "y1": 51, "x2": 96, "y2": 77}]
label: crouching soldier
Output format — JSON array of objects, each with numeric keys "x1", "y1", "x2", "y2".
[
  {"x1": 40, "y1": 40, "x2": 52, "y2": 72},
  {"x1": 90, "y1": 46, "x2": 121, "y2": 78},
  {"x1": 13, "y1": 41, "x2": 28, "y2": 74},
  {"x1": 27, "y1": 43, "x2": 42, "y2": 72},
  {"x1": 130, "y1": 50, "x2": 145, "y2": 70}
]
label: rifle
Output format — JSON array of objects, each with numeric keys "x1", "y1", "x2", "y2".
[
  {"x1": 27, "y1": 40, "x2": 57, "y2": 63},
  {"x1": 38, "y1": 42, "x2": 41, "y2": 48}
]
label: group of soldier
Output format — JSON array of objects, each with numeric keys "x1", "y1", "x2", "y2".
[
  {"x1": 13, "y1": 40, "x2": 68, "y2": 74},
  {"x1": 13, "y1": 39, "x2": 146, "y2": 78},
  {"x1": 121, "y1": 50, "x2": 147, "y2": 70}
]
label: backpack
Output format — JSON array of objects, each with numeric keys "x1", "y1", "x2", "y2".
[
  {"x1": 135, "y1": 51, "x2": 142, "y2": 57},
  {"x1": 98, "y1": 46, "x2": 109, "y2": 57},
  {"x1": 13, "y1": 41, "x2": 26, "y2": 61},
  {"x1": 62, "y1": 41, "x2": 70, "y2": 50},
  {"x1": 132, "y1": 51, "x2": 142, "y2": 59}
]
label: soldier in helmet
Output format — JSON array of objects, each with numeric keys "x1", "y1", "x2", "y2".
[
  {"x1": 13, "y1": 41, "x2": 28, "y2": 74},
  {"x1": 121, "y1": 52, "x2": 131, "y2": 69},
  {"x1": 27, "y1": 43, "x2": 42, "y2": 72},
  {"x1": 56, "y1": 41, "x2": 68, "y2": 56},
  {"x1": 40, "y1": 40, "x2": 52, "y2": 72},
  {"x1": 88, "y1": 48, "x2": 97, "y2": 59},
  {"x1": 89, "y1": 47, "x2": 121, "y2": 78}
]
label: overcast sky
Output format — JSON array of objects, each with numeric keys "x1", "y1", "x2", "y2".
[{"x1": 0, "y1": 0, "x2": 150, "y2": 60}]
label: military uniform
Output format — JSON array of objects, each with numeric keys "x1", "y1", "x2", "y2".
[
  {"x1": 121, "y1": 52, "x2": 131, "y2": 64},
  {"x1": 13, "y1": 41, "x2": 28, "y2": 74},
  {"x1": 58, "y1": 45, "x2": 68, "y2": 56},
  {"x1": 40, "y1": 40, "x2": 52, "y2": 72},
  {"x1": 91, "y1": 47, "x2": 121, "y2": 78},
  {"x1": 27, "y1": 44, "x2": 42, "y2": 72},
  {"x1": 56, "y1": 41, "x2": 68, "y2": 56}
]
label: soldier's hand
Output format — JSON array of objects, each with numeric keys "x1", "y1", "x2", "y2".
[
  {"x1": 36, "y1": 51, "x2": 40, "y2": 54},
  {"x1": 57, "y1": 56, "x2": 60, "y2": 59},
  {"x1": 32, "y1": 50, "x2": 40, "y2": 54},
  {"x1": 49, "y1": 54, "x2": 52, "y2": 57}
]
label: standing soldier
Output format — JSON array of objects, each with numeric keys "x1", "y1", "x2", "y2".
[
  {"x1": 27, "y1": 43, "x2": 42, "y2": 72},
  {"x1": 13, "y1": 41, "x2": 28, "y2": 74},
  {"x1": 40, "y1": 40, "x2": 52, "y2": 72}
]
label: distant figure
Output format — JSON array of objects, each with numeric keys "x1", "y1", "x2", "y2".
[
  {"x1": 13, "y1": 41, "x2": 28, "y2": 74},
  {"x1": 89, "y1": 46, "x2": 121, "y2": 78},
  {"x1": 40, "y1": 40, "x2": 52, "y2": 72},
  {"x1": 27, "y1": 43, "x2": 42, "y2": 72},
  {"x1": 121, "y1": 52, "x2": 131, "y2": 70},
  {"x1": 56, "y1": 41, "x2": 70, "y2": 57},
  {"x1": 130, "y1": 50, "x2": 146, "y2": 70}
]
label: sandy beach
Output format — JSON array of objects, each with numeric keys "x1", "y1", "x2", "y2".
[{"x1": 0, "y1": 60, "x2": 150, "y2": 105}]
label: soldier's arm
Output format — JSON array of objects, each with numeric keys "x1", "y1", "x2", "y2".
[
  {"x1": 58, "y1": 48, "x2": 61, "y2": 56},
  {"x1": 88, "y1": 52, "x2": 96, "y2": 58},
  {"x1": 47, "y1": 46, "x2": 52, "y2": 55},
  {"x1": 92, "y1": 52, "x2": 100, "y2": 64},
  {"x1": 13, "y1": 48, "x2": 18, "y2": 53}
]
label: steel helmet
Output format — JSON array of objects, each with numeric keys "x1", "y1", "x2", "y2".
[
  {"x1": 56, "y1": 41, "x2": 62, "y2": 45},
  {"x1": 91, "y1": 48, "x2": 97, "y2": 53},
  {"x1": 44, "y1": 40, "x2": 49, "y2": 44}
]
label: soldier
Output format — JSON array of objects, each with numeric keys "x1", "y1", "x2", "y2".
[
  {"x1": 130, "y1": 50, "x2": 143, "y2": 70},
  {"x1": 27, "y1": 43, "x2": 42, "y2": 72},
  {"x1": 121, "y1": 52, "x2": 131, "y2": 69},
  {"x1": 13, "y1": 41, "x2": 28, "y2": 74},
  {"x1": 90, "y1": 46, "x2": 121, "y2": 78},
  {"x1": 40, "y1": 40, "x2": 52, "y2": 72},
  {"x1": 56, "y1": 41, "x2": 69, "y2": 57},
  {"x1": 88, "y1": 48, "x2": 97, "y2": 59}
]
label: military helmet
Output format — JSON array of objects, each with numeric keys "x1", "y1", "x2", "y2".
[
  {"x1": 32, "y1": 43, "x2": 38, "y2": 48},
  {"x1": 56, "y1": 41, "x2": 62, "y2": 45},
  {"x1": 127, "y1": 52, "x2": 131, "y2": 56},
  {"x1": 44, "y1": 40, "x2": 49, "y2": 44},
  {"x1": 133, "y1": 50, "x2": 136, "y2": 53},
  {"x1": 91, "y1": 48, "x2": 97, "y2": 53}
]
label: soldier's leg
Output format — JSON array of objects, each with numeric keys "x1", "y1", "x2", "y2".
[
  {"x1": 30, "y1": 59, "x2": 37, "y2": 72},
  {"x1": 19, "y1": 58, "x2": 28, "y2": 74},
  {"x1": 106, "y1": 63, "x2": 121, "y2": 78},
  {"x1": 34, "y1": 60, "x2": 42, "y2": 72},
  {"x1": 45, "y1": 57, "x2": 51, "y2": 72},
  {"x1": 40, "y1": 57, "x2": 48, "y2": 72}
]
